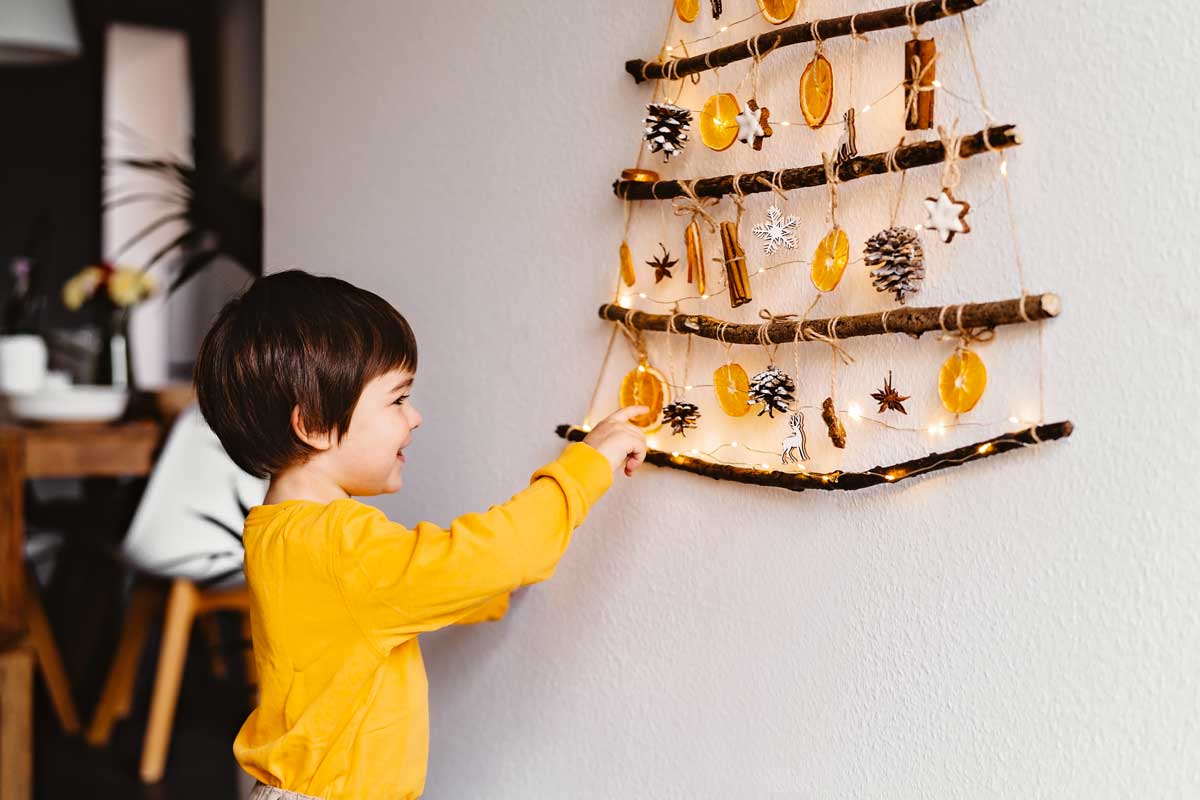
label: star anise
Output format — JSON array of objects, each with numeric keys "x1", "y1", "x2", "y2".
[
  {"x1": 646, "y1": 243, "x2": 677, "y2": 283},
  {"x1": 870, "y1": 370, "x2": 910, "y2": 414}
]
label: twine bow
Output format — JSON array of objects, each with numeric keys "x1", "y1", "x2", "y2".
[{"x1": 672, "y1": 179, "x2": 720, "y2": 232}]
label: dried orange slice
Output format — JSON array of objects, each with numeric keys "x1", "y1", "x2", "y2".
[
  {"x1": 700, "y1": 93, "x2": 740, "y2": 151},
  {"x1": 675, "y1": 0, "x2": 700, "y2": 23},
  {"x1": 619, "y1": 360, "x2": 670, "y2": 431},
  {"x1": 713, "y1": 363, "x2": 751, "y2": 417},
  {"x1": 799, "y1": 54, "x2": 834, "y2": 129},
  {"x1": 811, "y1": 227, "x2": 849, "y2": 292},
  {"x1": 758, "y1": 0, "x2": 797, "y2": 24},
  {"x1": 938, "y1": 349, "x2": 987, "y2": 414},
  {"x1": 619, "y1": 241, "x2": 635, "y2": 287}
]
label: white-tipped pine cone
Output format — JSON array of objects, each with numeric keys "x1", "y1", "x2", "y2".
[
  {"x1": 747, "y1": 366, "x2": 795, "y2": 418},
  {"x1": 643, "y1": 103, "x2": 692, "y2": 162},
  {"x1": 865, "y1": 226, "x2": 925, "y2": 304}
]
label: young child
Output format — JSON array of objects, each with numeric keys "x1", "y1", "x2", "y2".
[{"x1": 193, "y1": 270, "x2": 647, "y2": 800}]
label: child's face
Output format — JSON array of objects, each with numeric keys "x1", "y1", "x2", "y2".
[{"x1": 330, "y1": 366, "x2": 421, "y2": 496}]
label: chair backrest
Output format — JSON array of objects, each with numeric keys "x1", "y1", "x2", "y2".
[{"x1": 122, "y1": 403, "x2": 268, "y2": 588}]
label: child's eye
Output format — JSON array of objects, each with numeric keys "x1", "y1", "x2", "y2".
[{"x1": 393, "y1": 394, "x2": 410, "y2": 406}]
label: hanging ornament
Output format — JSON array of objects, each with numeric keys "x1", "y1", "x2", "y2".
[
  {"x1": 643, "y1": 103, "x2": 692, "y2": 162},
  {"x1": 758, "y1": 0, "x2": 797, "y2": 24},
  {"x1": 713, "y1": 363, "x2": 751, "y2": 417},
  {"x1": 751, "y1": 205, "x2": 799, "y2": 255},
  {"x1": 938, "y1": 347, "x2": 987, "y2": 414},
  {"x1": 821, "y1": 396, "x2": 847, "y2": 448},
  {"x1": 810, "y1": 228, "x2": 849, "y2": 292},
  {"x1": 675, "y1": 0, "x2": 700, "y2": 23},
  {"x1": 618, "y1": 357, "x2": 670, "y2": 431},
  {"x1": 718, "y1": 220, "x2": 752, "y2": 308},
  {"x1": 619, "y1": 241, "x2": 636, "y2": 287},
  {"x1": 735, "y1": 99, "x2": 772, "y2": 150},
  {"x1": 710, "y1": 0, "x2": 723, "y2": 20},
  {"x1": 646, "y1": 244, "x2": 678, "y2": 284},
  {"x1": 834, "y1": 107, "x2": 858, "y2": 167},
  {"x1": 662, "y1": 400, "x2": 701, "y2": 436},
  {"x1": 870, "y1": 370, "x2": 910, "y2": 415},
  {"x1": 799, "y1": 44, "x2": 834, "y2": 129},
  {"x1": 904, "y1": 35, "x2": 936, "y2": 131},
  {"x1": 865, "y1": 226, "x2": 925, "y2": 304},
  {"x1": 923, "y1": 189, "x2": 971, "y2": 244},
  {"x1": 684, "y1": 221, "x2": 707, "y2": 295},
  {"x1": 780, "y1": 412, "x2": 810, "y2": 464},
  {"x1": 700, "y1": 93, "x2": 740, "y2": 151},
  {"x1": 747, "y1": 365, "x2": 795, "y2": 418}
]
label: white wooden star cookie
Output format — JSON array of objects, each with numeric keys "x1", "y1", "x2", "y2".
[{"x1": 923, "y1": 189, "x2": 971, "y2": 243}]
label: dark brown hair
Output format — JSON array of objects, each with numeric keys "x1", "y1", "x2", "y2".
[{"x1": 194, "y1": 269, "x2": 418, "y2": 478}]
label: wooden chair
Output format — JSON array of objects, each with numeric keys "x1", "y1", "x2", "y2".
[{"x1": 84, "y1": 404, "x2": 266, "y2": 783}]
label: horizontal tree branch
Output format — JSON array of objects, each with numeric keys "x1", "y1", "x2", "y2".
[
  {"x1": 599, "y1": 292, "x2": 1060, "y2": 344},
  {"x1": 615, "y1": 125, "x2": 1020, "y2": 201},
  {"x1": 626, "y1": 0, "x2": 989, "y2": 83},
  {"x1": 556, "y1": 420, "x2": 1073, "y2": 492}
]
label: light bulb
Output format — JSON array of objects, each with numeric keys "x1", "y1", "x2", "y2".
[
  {"x1": 977, "y1": 443, "x2": 993, "y2": 454},
  {"x1": 861, "y1": 104, "x2": 872, "y2": 113},
  {"x1": 618, "y1": 295, "x2": 632, "y2": 308},
  {"x1": 638, "y1": 292, "x2": 648, "y2": 299},
  {"x1": 1000, "y1": 160, "x2": 1008, "y2": 176},
  {"x1": 730, "y1": 441, "x2": 738, "y2": 448},
  {"x1": 931, "y1": 80, "x2": 942, "y2": 88},
  {"x1": 719, "y1": 26, "x2": 728, "y2": 32},
  {"x1": 848, "y1": 403, "x2": 862, "y2": 420},
  {"x1": 700, "y1": 293, "x2": 710, "y2": 300}
]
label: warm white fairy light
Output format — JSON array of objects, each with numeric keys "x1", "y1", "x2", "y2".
[
  {"x1": 848, "y1": 403, "x2": 863, "y2": 420},
  {"x1": 1000, "y1": 159, "x2": 1008, "y2": 176},
  {"x1": 617, "y1": 295, "x2": 632, "y2": 308}
]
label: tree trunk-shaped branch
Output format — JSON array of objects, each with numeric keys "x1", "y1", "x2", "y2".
[
  {"x1": 615, "y1": 125, "x2": 1020, "y2": 201},
  {"x1": 556, "y1": 421, "x2": 1073, "y2": 492},
  {"x1": 627, "y1": 0, "x2": 988, "y2": 83},
  {"x1": 599, "y1": 293, "x2": 1060, "y2": 344}
]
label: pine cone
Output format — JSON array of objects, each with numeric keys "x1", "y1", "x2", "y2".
[
  {"x1": 662, "y1": 400, "x2": 701, "y2": 436},
  {"x1": 747, "y1": 366, "x2": 795, "y2": 418},
  {"x1": 643, "y1": 103, "x2": 692, "y2": 163},
  {"x1": 865, "y1": 226, "x2": 925, "y2": 304}
]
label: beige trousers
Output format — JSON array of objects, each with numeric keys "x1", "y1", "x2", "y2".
[{"x1": 248, "y1": 781, "x2": 325, "y2": 800}]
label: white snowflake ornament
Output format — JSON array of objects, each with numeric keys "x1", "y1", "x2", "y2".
[
  {"x1": 751, "y1": 205, "x2": 799, "y2": 255},
  {"x1": 922, "y1": 189, "x2": 972, "y2": 243}
]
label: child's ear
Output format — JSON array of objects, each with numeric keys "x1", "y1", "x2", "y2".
[{"x1": 291, "y1": 405, "x2": 333, "y2": 451}]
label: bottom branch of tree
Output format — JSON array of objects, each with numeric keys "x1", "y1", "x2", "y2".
[{"x1": 554, "y1": 420, "x2": 1073, "y2": 492}]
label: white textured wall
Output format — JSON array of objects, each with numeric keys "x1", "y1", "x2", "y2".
[{"x1": 264, "y1": 1, "x2": 1199, "y2": 796}]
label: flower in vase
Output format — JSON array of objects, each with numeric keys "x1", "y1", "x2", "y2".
[
  {"x1": 61, "y1": 263, "x2": 155, "y2": 311},
  {"x1": 108, "y1": 268, "x2": 155, "y2": 306}
]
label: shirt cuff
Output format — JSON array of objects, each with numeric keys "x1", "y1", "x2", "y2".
[{"x1": 552, "y1": 441, "x2": 614, "y2": 507}]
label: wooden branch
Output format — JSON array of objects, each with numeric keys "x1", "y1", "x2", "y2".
[
  {"x1": 556, "y1": 421, "x2": 1073, "y2": 492},
  {"x1": 599, "y1": 292, "x2": 1060, "y2": 344},
  {"x1": 626, "y1": 0, "x2": 988, "y2": 83},
  {"x1": 614, "y1": 125, "x2": 1020, "y2": 201}
]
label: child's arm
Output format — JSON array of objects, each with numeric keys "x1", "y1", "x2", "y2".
[{"x1": 333, "y1": 441, "x2": 613, "y2": 646}]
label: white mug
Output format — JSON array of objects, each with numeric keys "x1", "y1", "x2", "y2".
[{"x1": 0, "y1": 334, "x2": 48, "y2": 394}]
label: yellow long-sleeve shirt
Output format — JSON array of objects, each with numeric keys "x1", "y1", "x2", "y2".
[{"x1": 234, "y1": 441, "x2": 613, "y2": 799}]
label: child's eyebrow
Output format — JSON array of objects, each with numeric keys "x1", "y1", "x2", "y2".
[{"x1": 391, "y1": 378, "x2": 413, "y2": 392}]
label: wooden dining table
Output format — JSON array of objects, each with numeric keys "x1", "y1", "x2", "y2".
[{"x1": 0, "y1": 386, "x2": 191, "y2": 800}]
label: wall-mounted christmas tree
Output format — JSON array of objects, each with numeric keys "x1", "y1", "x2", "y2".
[{"x1": 557, "y1": 0, "x2": 1073, "y2": 493}]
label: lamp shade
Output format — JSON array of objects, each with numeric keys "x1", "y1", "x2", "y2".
[{"x1": 0, "y1": 0, "x2": 81, "y2": 65}]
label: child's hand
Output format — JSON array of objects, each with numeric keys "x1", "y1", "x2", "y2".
[{"x1": 583, "y1": 406, "x2": 649, "y2": 478}]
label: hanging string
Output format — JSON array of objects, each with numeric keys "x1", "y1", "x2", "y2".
[
  {"x1": 937, "y1": 121, "x2": 965, "y2": 191},
  {"x1": 883, "y1": 137, "x2": 909, "y2": 227}
]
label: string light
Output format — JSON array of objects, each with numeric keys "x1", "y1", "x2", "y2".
[{"x1": 848, "y1": 403, "x2": 863, "y2": 420}]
